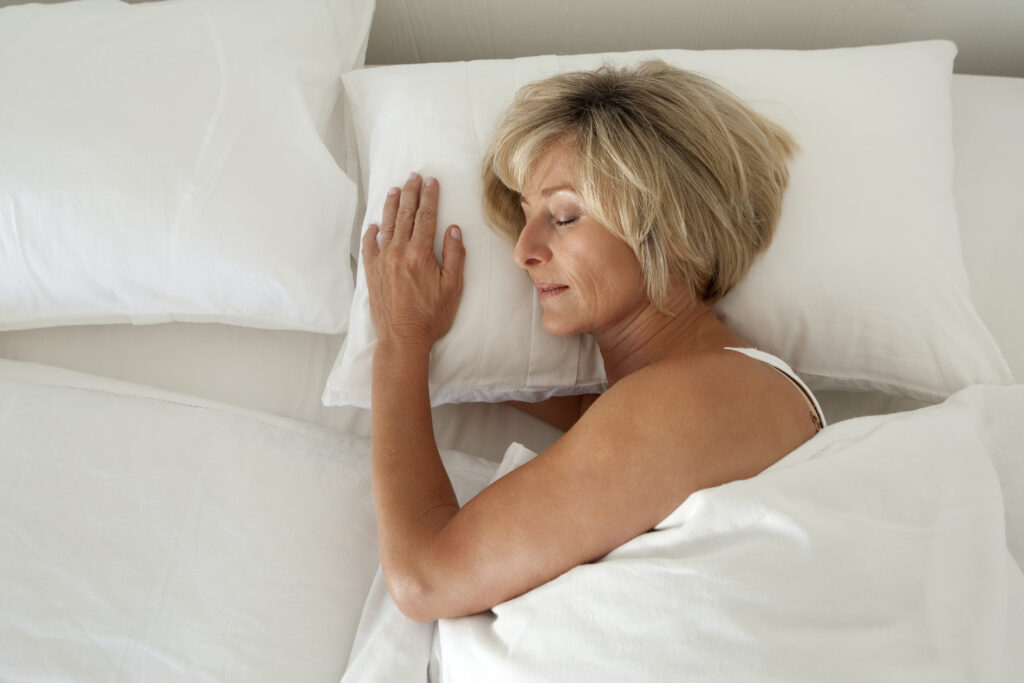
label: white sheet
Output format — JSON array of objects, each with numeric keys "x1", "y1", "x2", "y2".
[
  {"x1": 0, "y1": 74, "x2": 1021, "y2": 455},
  {"x1": 442, "y1": 385, "x2": 1024, "y2": 682},
  {"x1": 342, "y1": 384, "x2": 1024, "y2": 682},
  {"x1": 438, "y1": 385, "x2": 1024, "y2": 683},
  {"x1": 0, "y1": 358, "x2": 496, "y2": 683}
]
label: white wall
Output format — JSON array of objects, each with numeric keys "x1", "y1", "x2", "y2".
[
  {"x1": 364, "y1": 0, "x2": 1024, "y2": 77},
  {"x1": 2, "y1": 0, "x2": 1020, "y2": 77}
]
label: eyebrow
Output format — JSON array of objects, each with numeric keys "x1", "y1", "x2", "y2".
[{"x1": 519, "y1": 184, "x2": 576, "y2": 204}]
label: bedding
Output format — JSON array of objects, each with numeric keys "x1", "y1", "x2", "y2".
[
  {"x1": 3, "y1": 369, "x2": 1019, "y2": 683},
  {"x1": 0, "y1": 1, "x2": 1022, "y2": 680},
  {"x1": 0, "y1": 0, "x2": 373, "y2": 333},
  {"x1": 344, "y1": 384, "x2": 1024, "y2": 682},
  {"x1": 0, "y1": 73, "x2": 1020, "y2": 437},
  {"x1": 0, "y1": 357, "x2": 498, "y2": 682},
  {"x1": 325, "y1": 40, "x2": 1013, "y2": 408}
]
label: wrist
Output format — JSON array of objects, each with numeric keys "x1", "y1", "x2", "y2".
[
  {"x1": 372, "y1": 338, "x2": 432, "y2": 408},
  {"x1": 374, "y1": 338, "x2": 433, "y2": 364}
]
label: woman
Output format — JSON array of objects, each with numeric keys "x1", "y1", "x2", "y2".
[{"x1": 359, "y1": 60, "x2": 824, "y2": 623}]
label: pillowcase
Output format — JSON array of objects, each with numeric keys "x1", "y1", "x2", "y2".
[
  {"x1": 323, "y1": 40, "x2": 1014, "y2": 407},
  {"x1": 0, "y1": 357, "x2": 498, "y2": 682},
  {"x1": 0, "y1": 0, "x2": 373, "y2": 332}
]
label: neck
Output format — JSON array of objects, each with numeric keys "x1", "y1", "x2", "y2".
[{"x1": 593, "y1": 289, "x2": 741, "y2": 385}]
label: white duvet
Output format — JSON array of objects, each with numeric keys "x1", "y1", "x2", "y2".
[
  {"x1": 346, "y1": 384, "x2": 1024, "y2": 682},
  {"x1": 2, "y1": 358, "x2": 1021, "y2": 682},
  {"x1": 0, "y1": 360, "x2": 488, "y2": 683}
]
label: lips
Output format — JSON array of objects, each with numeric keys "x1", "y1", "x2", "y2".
[{"x1": 536, "y1": 283, "x2": 569, "y2": 300}]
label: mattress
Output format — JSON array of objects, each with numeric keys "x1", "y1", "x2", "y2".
[{"x1": 1, "y1": 73, "x2": 1020, "y2": 459}]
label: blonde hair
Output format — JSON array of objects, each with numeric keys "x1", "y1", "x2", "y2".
[{"x1": 482, "y1": 60, "x2": 796, "y2": 308}]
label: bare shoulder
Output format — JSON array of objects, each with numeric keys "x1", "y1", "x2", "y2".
[
  {"x1": 579, "y1": 348, "x2": 818, "y2": 490},
  {"x1": 414, "y1": 349, "x2": 818, "y2": 617}
]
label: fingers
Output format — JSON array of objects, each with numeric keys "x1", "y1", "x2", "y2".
[
  {"x1": 361, "y1": 223, "x2": 380, "y2": 263},
  {"x1": 378, "y1": 172, "x2": 446, "y2": 254},
  {"x1": 410, "y1": 176, "x2": 440, "y2": 249},
  {"x1": 441, "y1": 225, "x2": 466, "y2": 294},
  {"x1": 379, "y1": 186, "x2": 400, "y2": 244},
  {"x1": 392, "y1": 172, "x2": 423, "y2": 243}
]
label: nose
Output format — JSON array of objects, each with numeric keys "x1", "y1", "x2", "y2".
[{"x1": 513, "y1": 216, "x2": 552, "y2": 269}]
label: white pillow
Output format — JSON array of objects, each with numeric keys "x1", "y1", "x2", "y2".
[
  {"x1": 323, "y1": 41, "x2": 1014, "y2": 407},
  {"x1": 0, "y1": 0, "x2": 373, "y2": 332},
  {"x1": 0, "y1": 357, "x2": 497, "y2": 682}
]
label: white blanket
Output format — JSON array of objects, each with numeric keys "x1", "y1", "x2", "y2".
[
  {"x1": 344, "y1": 385, "x2": 1024, "y2": 682},
  {"x1": 0, "y1": 359, "x2": 495, "y2": 683}
]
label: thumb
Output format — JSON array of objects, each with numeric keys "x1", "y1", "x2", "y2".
[{"x1": 441, "y1": 225, "x2": 466, "y2": 290}]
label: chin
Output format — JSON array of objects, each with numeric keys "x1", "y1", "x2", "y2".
[{"x1": 541, "y1": 314, "x2": 582, "y2": 337}]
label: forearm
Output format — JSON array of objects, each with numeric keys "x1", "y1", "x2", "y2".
[{"x1": 371, "y1": 342, "x2": 459, "y2": 610}]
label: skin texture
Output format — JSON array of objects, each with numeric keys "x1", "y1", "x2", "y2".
[{"x1": 361, "y1": 157, "x2": 819, "y2": 623}]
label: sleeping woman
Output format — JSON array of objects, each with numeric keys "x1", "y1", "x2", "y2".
[{"x1": 359, "y1": 60, "x2": 825, "y2": 622}]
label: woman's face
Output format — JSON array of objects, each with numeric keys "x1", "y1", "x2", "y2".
[{"x1": 515, "y1": 142, "x2": 647, "y2": 337}]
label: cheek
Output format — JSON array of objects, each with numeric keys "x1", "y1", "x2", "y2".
[
  {"x1": 570, "y1": 252, "x2": 645, "y2": 313},
  {"x1": 595, "y1": 244, "x2": 645, "y2": 300},
  {"x1": 556, "y1": 224, "x2": 647, "y2": 310},
  {"x1": 608, "y1": 267, "x2": 647, "y2": 310}
]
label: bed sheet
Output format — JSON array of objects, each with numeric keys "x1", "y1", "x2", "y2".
[
  {"x1": 342, "y1": 383, "x2": 1024, "y2": 682},
  {"x1": 0, "y1": 74, "x2": 1020, "y2": 458},
  {"x1": 0, "y1": 357, "x2": 502, "y2": 681}
]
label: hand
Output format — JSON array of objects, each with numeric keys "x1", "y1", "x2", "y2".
[{"x1": 361, "y1": 173, "x2": 466, "y2": 352}]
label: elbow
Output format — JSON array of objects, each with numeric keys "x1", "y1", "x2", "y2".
[
  {"x1": 385, "y1": 569, "x2": 444, "y2": 623},
  {"x1": 386, "y1": 565, "x2": 486, "y2": 622},
  {"x1": 381, "y1": 535, "x2": 485, "y2": 621}
]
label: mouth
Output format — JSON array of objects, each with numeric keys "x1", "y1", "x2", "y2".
[{"x1": 536, "y1": 283, "x2": 569, "y2": 300}]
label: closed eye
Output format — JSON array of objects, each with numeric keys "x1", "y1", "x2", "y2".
[{"x1": 555, "y1": 216, "x2": 578, "y2": 227}]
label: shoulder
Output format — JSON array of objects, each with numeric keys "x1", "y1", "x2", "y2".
[
  {"x1": 577, "y1": 348, "x2": 816, "y2": 484},
  {"x1": 588, "y1": 348, "x2": 769, "y2": 422}
]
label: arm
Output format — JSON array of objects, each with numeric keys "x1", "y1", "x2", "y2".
[
  {"x1": 361, "y1": 175, "x2": 793, "y2": 623},
  {"x1": 360, "y1": 173, "x2": 467, "y2": 620},
  {"x1": 371, "y1": 342, "x2": 460, "y2": 617},
  {"x1": 508, "y1": 394, "x2": 600, "y2": 432}
]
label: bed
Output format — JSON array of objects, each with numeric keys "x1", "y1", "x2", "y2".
[{"x1": 1, "y1": 0, "x2": 1022, "y2": 681}]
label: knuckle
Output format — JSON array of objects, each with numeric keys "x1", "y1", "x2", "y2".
[{"x1": 397, "y1": 207, "x2": 416, "y2": 222}]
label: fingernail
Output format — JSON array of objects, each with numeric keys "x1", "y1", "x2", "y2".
[
  {"x1": 424, "y1": 176, "x2": 437, "y2": 187},
  {"x1": 408, "y1": 171, "x2": 420, "y2": 181},
  {"x1": 387, "y1": 186, "x2": 400, "y2": 196},
  {"x1": 451, "y1": 226, "x2": 462, "y2": 241}
]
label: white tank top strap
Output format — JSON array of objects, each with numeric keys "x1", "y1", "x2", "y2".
[{"x1": 723, "y1": 346, "x2": 826, "y2": 431}]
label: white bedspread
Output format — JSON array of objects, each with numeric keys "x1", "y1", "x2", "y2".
[
  {"x1": 344, "y1": 384, "x2": 1024, "y2": 682},
  {"x1": 0, "y1": 359, "x2": 489, "y2": 682}
]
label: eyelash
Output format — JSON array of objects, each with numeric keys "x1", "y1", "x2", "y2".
[{"x1": 554, "y1": 216, "x2": 578, "y2": 227}]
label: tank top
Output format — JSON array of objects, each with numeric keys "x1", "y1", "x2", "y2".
[{"x1": 723, "y1": 346, "x2": 826, "y2": 432}]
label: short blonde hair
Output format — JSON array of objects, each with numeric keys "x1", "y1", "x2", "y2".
[{"x1": 482, "y1": 60, "x2": 796, "y2": 308}]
